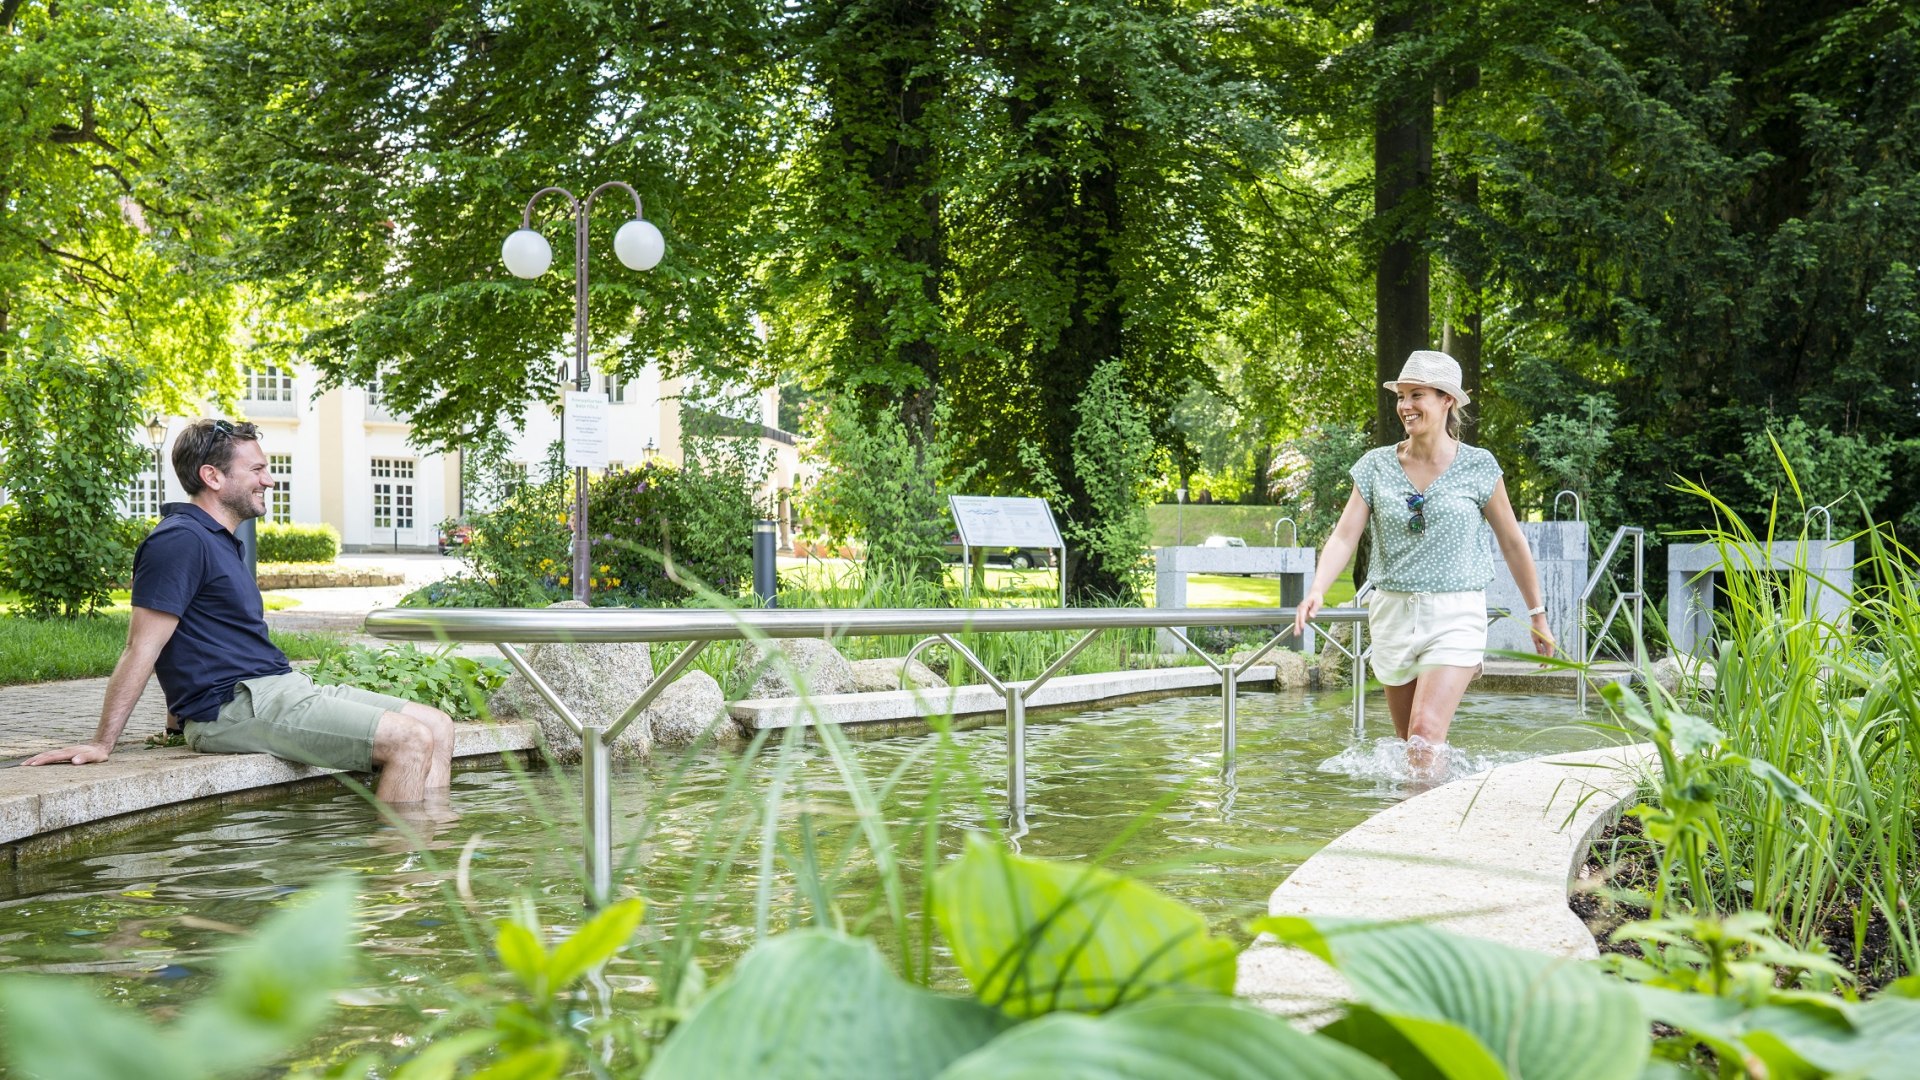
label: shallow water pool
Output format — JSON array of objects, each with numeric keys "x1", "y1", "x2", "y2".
[{"x1": 0, "y1": 686, "x2": 1613, "y2": 1062}]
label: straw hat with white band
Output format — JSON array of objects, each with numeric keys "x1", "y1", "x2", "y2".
[{"x1": 1383, "y1": 350, "x2": 1470, "y2": 407}]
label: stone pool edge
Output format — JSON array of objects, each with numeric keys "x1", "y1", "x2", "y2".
[
  {"x1": 0, "y1": 721, "x2": 540, "y2": 862},
  {"x1": 1234, "y1": 742, "x2": 1657, "y2": 1021}
]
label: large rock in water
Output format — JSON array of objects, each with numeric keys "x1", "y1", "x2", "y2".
[
  {"x1": 1650, "y1": 655, "x2": 1717, "y2": 697},
  {"x1": 847, "y1": 657, "x2": 948, "y2": 694},
  {"x1": 1229, "y1": 647, "x2": 1311, "y2": 690},
  {"x1": 732, "y1": 638, "x2": 856, "y2": 700},
  {"x1": 1310, "y1": 623, "x2": 1356, "y2": 690},
  {"x1": 645, "y1": 670, "x2": 743, "y2": 747},
  {"x1": 487, "y1": 601, "x2": 656, "y2": 764}
]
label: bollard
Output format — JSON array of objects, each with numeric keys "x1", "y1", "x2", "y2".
[{"x1": 753, "y1": 520, "x2": 777, "y2": 607}]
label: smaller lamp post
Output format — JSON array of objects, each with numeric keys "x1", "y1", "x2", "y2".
[
  {"x1": 144, "y1": 416, "x2": 167, "y2": 515},
  {"x1": 503, "y1": 182, "x2": 665, "y2": 602},
  {"x1": 641, "y1": 436, "x2": 658, "y2": 462}
]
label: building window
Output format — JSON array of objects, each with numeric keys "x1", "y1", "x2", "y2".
[
  {"x1": 604, "y1": 370, "x2": 626, "y2": 404},
  {"x1": 268, "y1": 454, "x2": 294, "y2": 523},
  {"x1": 371, "y1": 458, "x2": 415, "y2": 531},
  {"x1": 366, "y1": 373, "x2": 385, "y2": 411},
  {"x1": 243, "y1": 364, "x2": 294, "y2": 402},
  {"x1": 127, "y1": 449, "x2": 164, "y2": 518}
]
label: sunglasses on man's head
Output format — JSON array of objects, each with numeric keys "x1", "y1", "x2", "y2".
[
  {"x1": 1404, "y1": 491, "x2": 1426, "y2": 534},
  {"x1": 210, "y1": 420, "x2": 259, "y2": 440}
]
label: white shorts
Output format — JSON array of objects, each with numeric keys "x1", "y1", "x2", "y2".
[{"x1": 1366, "y1": 589, "x2": 1487, "y2": 687}]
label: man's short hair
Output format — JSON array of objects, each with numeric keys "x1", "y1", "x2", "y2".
[{"x1": 173, "y1": 419, "x2": 261, "y2": 496}]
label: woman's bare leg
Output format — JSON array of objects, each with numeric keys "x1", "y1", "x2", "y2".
[
  {"x1": 1384, "y1": 681, "x2": 1416, "y2": 740},
  {"x1": 1405, "y1": 665, "x2": 1477, "y2": 774}
]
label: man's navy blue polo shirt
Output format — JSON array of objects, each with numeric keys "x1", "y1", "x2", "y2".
[{"x1": 131, "y1": 503, "x2": 292, "y2": 722}]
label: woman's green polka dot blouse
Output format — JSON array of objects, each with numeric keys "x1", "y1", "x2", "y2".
[{"x1": 1348, "y1": 442, "x2": 1503, "y2": 593}]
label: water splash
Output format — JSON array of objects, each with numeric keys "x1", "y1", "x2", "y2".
[{"x1": 1315, "y1": 736, "x2": 1544, "y2": 785}]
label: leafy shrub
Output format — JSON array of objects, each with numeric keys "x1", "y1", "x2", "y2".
[
  {"x1": 1024, "y1": 361, "x2": 1161, "y2": 600},
  {"x1": 1530, "y1": 393, "x2": 1622, "y2": 528},
  {"x1": 257, "y1": 522, "x2": 339, "y2": 564},
  {"x1": 310, "y1": 643, "x2": 508, "y2": 720},
  {"x1": 449, "y1": 434, "x2": 571, "y2": 607},
  {"x1": 802, "y1": 394, "x2": 973, "y2": 580},
  {"x1": 109, "y1": 516, "x2": 156, "y2": 586},
  {"x1": 587, "y1": 437, "x2": 768, "y2": 605},
  {"x1": 398, "y1": 574, "x2": 504, "y2": 608},
  {"x1": 0, "y1": 340, "x2": 149, "y2": 617}
]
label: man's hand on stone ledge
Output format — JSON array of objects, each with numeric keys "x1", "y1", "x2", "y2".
[{"x1": 21, "y1": 742, "x2": 113, "y2": 767}]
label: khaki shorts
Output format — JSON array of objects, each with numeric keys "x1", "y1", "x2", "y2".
[
  {"x1": 1367, "y1": 589, "x2": 1488, "y2": 687},
  {"x1": 185, "y1": 671, "x2": 410, "y2": 773}
]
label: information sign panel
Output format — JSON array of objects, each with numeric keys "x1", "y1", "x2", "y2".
[
  {"x1": 563, "y1": 392, "x2": 611, "y2": 469},
  {"x1": 949, "y1": 495, "x2": 1063, "y2": 550}
]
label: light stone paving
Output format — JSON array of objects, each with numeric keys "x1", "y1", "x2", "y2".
[
  {"x1": 1235, "y1": 742, "x2": 1656, "y2": 1022},
  {"x1": 729, "y1": 664, "x2": 1280, "y2": 730}
]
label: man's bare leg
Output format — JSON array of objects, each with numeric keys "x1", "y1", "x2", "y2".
[
  {"x1": 398, "y1": 702, "x2": 456, "y2": 790},
  {"x1": 371, "y1": 711, "x2": 436, "y2": 803}
]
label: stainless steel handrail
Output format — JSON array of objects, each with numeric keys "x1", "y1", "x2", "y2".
[
  {"x1": 366, "y1": 604, "x2": 1366, "y2": 905},
  {"x1": 1576, "y1": 526, "x2": 1648, "y2": 709},
  {"x1": 1553, "y1": 490, "x2": 1583, "y2": 522},
  {"x1": 1271, "y1": 516, "x2": 1299, "y2": 547}
]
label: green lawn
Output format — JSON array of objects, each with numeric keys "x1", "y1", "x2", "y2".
[
  {"x1": 0, "y1": 613, "x2": 345, "y2": 686},
  {"x1": 0, "y1": 590, "x2": 300, "y2": 615}
]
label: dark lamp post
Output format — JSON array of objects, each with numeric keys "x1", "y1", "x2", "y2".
[
  {"x1": 144, "y1": 416, "x2": 167, "y2": 515},
  {"x1": 502, "y1": 182, "x2": 664, "y2": 602}
]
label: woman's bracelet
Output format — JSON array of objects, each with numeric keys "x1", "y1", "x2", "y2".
[{"x1": 1526, "y1": 604, "x2": 1547, "y2": 618}]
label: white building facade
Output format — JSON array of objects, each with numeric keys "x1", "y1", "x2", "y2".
[{"x1": 132, "y1": 363, "x2": 807, "y2": 553}]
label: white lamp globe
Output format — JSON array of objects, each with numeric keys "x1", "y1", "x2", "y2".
[
  {"x1": 501, "y1": 228, "x2": 553, "y2": 279},
  {"x1": 614, "y1": 218, "x2": 665, "y2": 271}
]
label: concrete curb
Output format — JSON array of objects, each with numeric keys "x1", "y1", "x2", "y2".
[
  {"x1": 0, "y1": 721, "x2": 538, "y2": 858},
  {"x1": 1235, "y1": 742, "x2": 1656, "y2": 1020},
  {"x1": 731, "y1": 664, "x2": 1279, "y2": 730}
]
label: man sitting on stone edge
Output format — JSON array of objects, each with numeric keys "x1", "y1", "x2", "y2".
[{"x1": 24, "y1": 418, "x2": 455, "y2": 805}]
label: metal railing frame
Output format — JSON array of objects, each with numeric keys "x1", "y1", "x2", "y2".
[
  {"x1": 1576, "y1": 526, "x2": 1648, "y2": 710},
  {"x1": 365, "y1": 605, "x2": 1368, "y2": 905}
]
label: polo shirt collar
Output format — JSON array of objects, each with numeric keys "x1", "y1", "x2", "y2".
[{"x1": 162, "y1": 502, "x2": 242, "y2": 553}]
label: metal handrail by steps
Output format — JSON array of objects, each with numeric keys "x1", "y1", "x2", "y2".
[
  {"x1": 1576, "y1": 526, "x2": 1648, "y2": 710},
  {"x1": 365, "y1": 604, "x2": 1366, "y2": 905}
]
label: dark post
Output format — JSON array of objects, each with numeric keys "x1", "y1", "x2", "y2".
[{"x1": 754, "y1": 520, "x2": 777, "y2": 607}]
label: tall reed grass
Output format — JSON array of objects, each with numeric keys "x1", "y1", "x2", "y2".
[{"x1": 1627, "y1": 479, "x2": 1920, "y2": 984}]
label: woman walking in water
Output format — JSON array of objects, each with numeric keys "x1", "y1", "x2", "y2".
[{"x1": 1293, "y1": 351, "x2": 1555, "y2": 776}]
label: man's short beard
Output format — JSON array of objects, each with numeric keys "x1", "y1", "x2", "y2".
[{"x1": 220, "y1": 485, "x2": 264, "y2": 522}]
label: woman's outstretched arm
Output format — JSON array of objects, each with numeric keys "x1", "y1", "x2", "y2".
[{"x1": 1294, "y1": 488, "x2": 1371, "y2": 640}]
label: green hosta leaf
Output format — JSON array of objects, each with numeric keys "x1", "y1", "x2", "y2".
[
  {"x1": 469, "y1": 1040, "x2": 573, "y2": 1080},
  {"x1": 173, "y1": 876, "x2": 360, "y2": 1074},
  {"x1": 933, "y1": 834, "x2": 1237, "y2": 1017},
  {"x1": 1319, "y1": 1007, "x2": 1507, "y2": 1080},
  {"x1": 546, "y1": 898, "x2": 644, "y2": 990},
  {"x1": 935, "y1": 998, "x2": 1395, "y2": 1079},
  {"x1": 494, "y1": 920, "x2": 548, "y2": 992},
  {"x1": 1636, "y1": 985, "x2": 1920, "y2": 1080},
  {"x1": 0, "y1": 877, "x2": 359, "y2": 1080},
  {"x1": 645, "y1": 930, "x2": 1010, "y2": 1079},
  {"x1": 1254, "y1": 916, "x2": 1647, "y2": 1080},
  {"x1": 0, "y1": 979, "x2": 190, "y2": 1080}
]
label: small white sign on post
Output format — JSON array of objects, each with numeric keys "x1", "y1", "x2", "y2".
[
  {"x1": 949, "y1": 495, "x2": 1067, "y2": 606},
  {"x1": 563, "y1": 392, "x2": 611, "y2": 469}
]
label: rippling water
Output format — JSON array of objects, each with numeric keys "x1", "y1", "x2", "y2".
[{"x1": 0, "y1": 686, "x2": 1611, "y2": 1062}]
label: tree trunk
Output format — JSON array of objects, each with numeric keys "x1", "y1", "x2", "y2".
[{"x1": 1373, "y1": 0, "x2": 1433, "y2": 448}]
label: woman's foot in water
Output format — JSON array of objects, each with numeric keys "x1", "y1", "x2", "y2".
[{"x1": 1405, "y1": 734, "x2": 1450, "y2": 781}]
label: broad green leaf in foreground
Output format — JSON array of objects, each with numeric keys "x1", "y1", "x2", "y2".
[
  {"x1": 1636, "y1": 984, "x2": 1920, "y2": 1080},
  {"x1": 1255, "y1": 916, "x2": 1647, "y2": 1080},
  {"x1": 0, "y1": 876, "x2": 359, "y2": 1080},
  {"x1": 645, "y1": 930, "x2": 1010, "y2": 1079},
  {"x1": 934, "y1": 834, "x2": 1238, "y2": 1017},
  {"x1": 935, "y1": 997, "x2": 1396, "y2": 1080}
]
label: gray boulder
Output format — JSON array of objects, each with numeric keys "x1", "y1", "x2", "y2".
[
  {"x1": 1231, "y1": 647, "x2": 1311, "y2": 690},
  {"x1": 733, "y1": 638, "x2": 856, "y2": 700},
  {"x1": 1649, "y1": 655, "x2": 1717, "y2": 697},
  {"x1": 847, "y1": 657, "x2": 948, "y2": 694},
  {"x1": 487, "y1": 601, "x2": 656, "y2": 764},
  {"x1": 645, "y1": 670, "x2": 742, "y2": 747},
  {"x1": 1310, "y1": 623, "x2": 1356, "y2": 690}
]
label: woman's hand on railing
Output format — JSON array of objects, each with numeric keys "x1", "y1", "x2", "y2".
[{"x1": 1293, "y1": 593, "x2": 1325, "y2": 641}]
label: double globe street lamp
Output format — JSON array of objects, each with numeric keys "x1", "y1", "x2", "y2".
[{"x1": 502, "y1": 182, "x2": 665, "y2": 603}]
